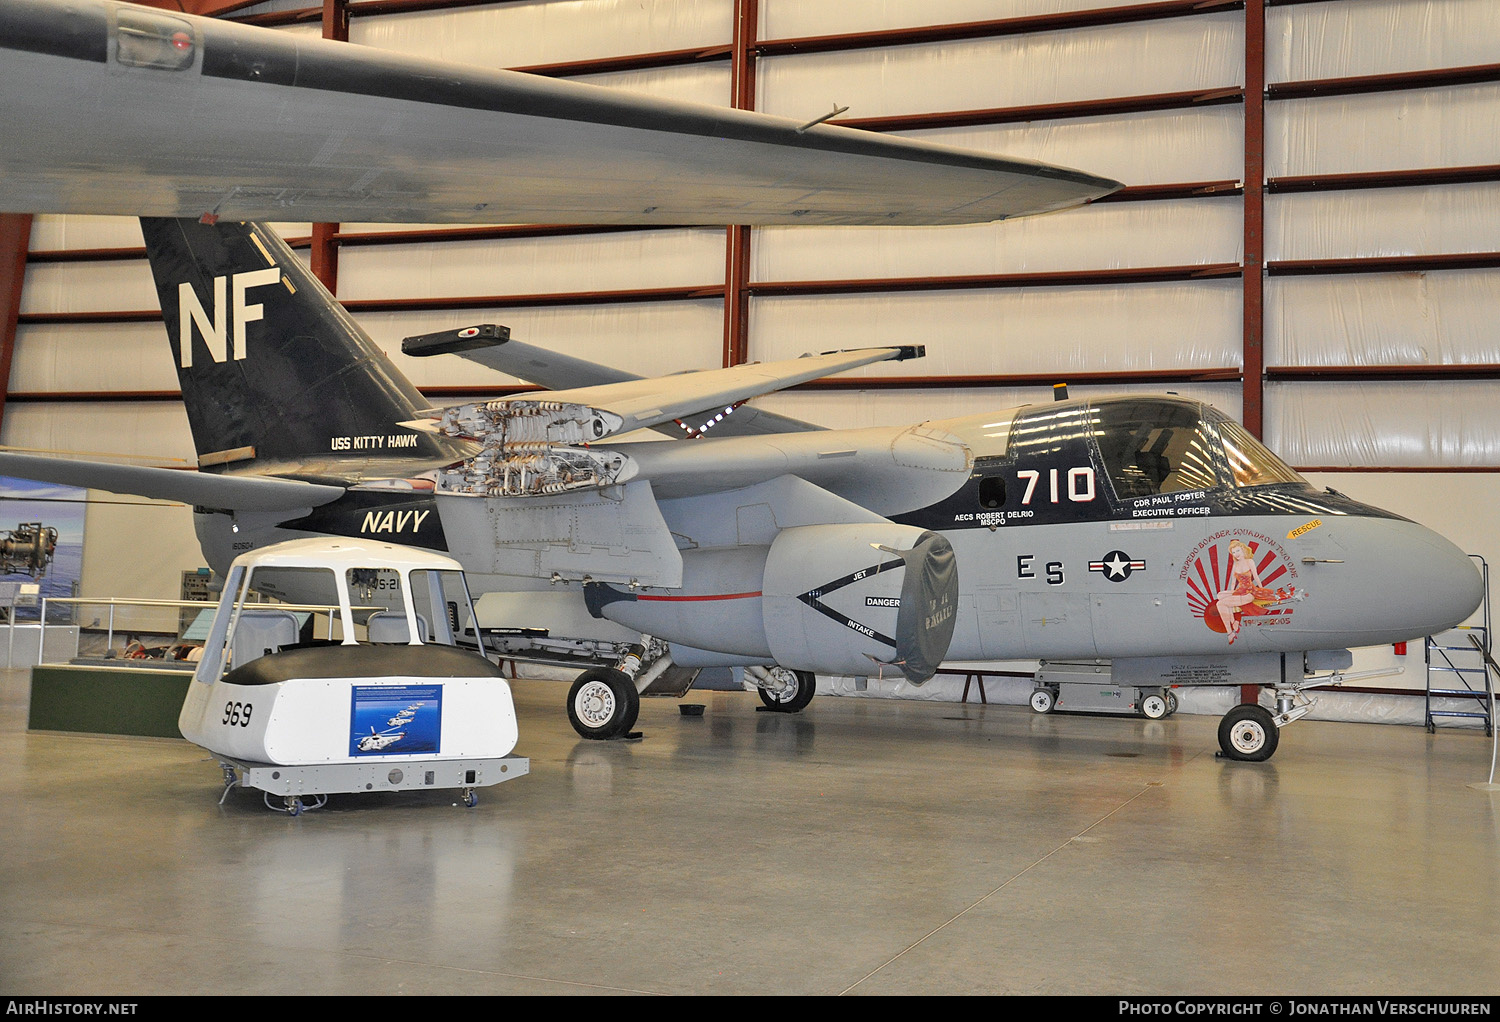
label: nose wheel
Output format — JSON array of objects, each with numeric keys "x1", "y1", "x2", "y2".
[{"x1": 1217, "y1": 704, "x2": 1279, "y2": 762}]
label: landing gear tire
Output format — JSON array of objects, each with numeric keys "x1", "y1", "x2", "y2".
[
  {"x1": 1218, "y1": 704, "x2": 1279, "y2": 762},
  {"x1": 568, "y1": 667, "x2": 640, "y2": 740},
  {"x1": 1166, "y1": 691, "x2": 1179, "y2": 716},
  {"x1": 1029, "y1": 687, "x2": 1056, "y2": 714},
  {"x1": 1139, "y1": 692, "x2": 1168, "y2": 720},
  {"x1": 757, "y1": 668, "x2": 815, "y2": 713}
]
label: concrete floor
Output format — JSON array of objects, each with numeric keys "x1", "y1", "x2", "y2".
[{"x1": 2, "y1": 666, "x2": 1499, "y2": 997}]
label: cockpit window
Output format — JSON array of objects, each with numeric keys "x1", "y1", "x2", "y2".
[
  {"x1": 1215, "y1": 416, "x2": 1303, "y2": 488},
  {"x1": 1094, "y1": 401, "x2": 1224, "y2": 499}
]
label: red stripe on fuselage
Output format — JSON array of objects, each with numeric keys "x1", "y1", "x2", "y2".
[{"x1": 636, "y1": 591, "x2": 763, "y2": 602}]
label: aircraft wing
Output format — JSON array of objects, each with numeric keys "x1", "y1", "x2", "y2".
[
  {"x1": 0, "y1": 451, "x2": 345, "y2": 512},
  {"x1": 0, "y1": 0, "x2": 1121, "y2": 225},
  {"x1": 412, "y1": 345, "x2": 920, "y2": 443},
  {"x1": 401, "y1": 325, "x2": 825, "y2": 437}
]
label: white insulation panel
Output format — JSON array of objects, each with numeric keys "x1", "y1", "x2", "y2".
[
  {"x1": 1267, "y1": 184, "x2": 1500, "y2": 262},
  {"x1": 11, "y1": 322, "x2": 178, "y2": 394},
  {"x1": 29, "y1": 215, "x2": 143, "y2": 252},
  {"x1": 901, "y1": 106, "x2": 1245, "y2": 187},
  {"x1": 753, "y1": 198, "x2": 1243, "y2": 282},
  {"x1": 353, "y1": 301, "x2": 724, "y2": 388},
  {"x1": 19, "y1": 260, "x2": 157, "y2": 315},
  {"x1": 235, "y1": 1, "x2": 325, "y2": 21},
  {"x1": 756, "y1": 14, "x2": 1244, "y2": 119},
  {"x1": 747, "y1": 283, "x2": 1244, "y2": 376},
  {"x1": 1268, "y1": 85, "x2": 1500, "y2": 178},
  {"x1": 349, "y1": 0, "x2": 733, "y2": 69},
  {"x1": 761, "y1": 1, "x2": 1113, "y2": 39},
  {"x1": 0, "y1": 402, "x2": 195, "y2": 463},
  {"x1": 1268, "y1": 381, "x2": 1500, "y2": 468},
  {"x1": 568, "y1": 64, "x2": 732, "y2": 107},
  {"x1": 28, "y1": 216, "x2": 310, "y2": 251},
  {"x1": 1267, "y1": 270, "x2": 1500, "y2": 367},
  {"x1": 336, "y1": 229, "x2": 725, "y2": 301},
  {"x1": 1267, "y1": 0, "x2": 1500, "y2": 83}
]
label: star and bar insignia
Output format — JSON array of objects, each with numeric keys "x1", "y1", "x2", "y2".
[{"x1": 1089, "y1": 550, "x2": 1145, "y2": 582}]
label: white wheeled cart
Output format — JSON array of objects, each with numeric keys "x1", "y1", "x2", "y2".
[
  {"x1": 181, "y1": 537, "x2": 529, "y2": 814},
  {"x1": 215, "y1": 753, "x2": 529, "y2": 816}
]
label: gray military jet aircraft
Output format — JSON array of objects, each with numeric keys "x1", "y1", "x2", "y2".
[
  {"x1": 0, "y1": 0, "x2": 1482, "y2": 762},
  {"x1": 0, "y1": 218, "x2": 1482, "y2": 763}
]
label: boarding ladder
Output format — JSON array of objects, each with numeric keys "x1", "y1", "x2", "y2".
[{"x1": 1425, "y1": 555, "x2": 1492, "y2": 736}]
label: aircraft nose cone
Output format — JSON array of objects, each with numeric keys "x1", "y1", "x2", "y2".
[
  {"x1": 1413, "y1": 529, "x2": 1485, "y2": 636},
  {"x1": 1289, "y1": 517, "x2": 1482, "y2": 647},
  {"x1": 1367, "y1": 520, "x2": 1483, "y2": 639}
]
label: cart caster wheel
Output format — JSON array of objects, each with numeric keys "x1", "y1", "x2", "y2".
[
  {"x1": 463, "y1": 789, "x2": 478, "y2": 809},
  {"x1": 1139, "y1": 692, "x2": 1168, "y2": 720}
]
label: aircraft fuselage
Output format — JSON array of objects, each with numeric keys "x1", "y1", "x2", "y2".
[{"x1": 196, "y1": 395, "x2": 1483, "y2": 669}]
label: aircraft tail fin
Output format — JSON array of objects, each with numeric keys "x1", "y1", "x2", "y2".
[{"x1": 139, "y1": 218, "x2": 462, "y2": 468}]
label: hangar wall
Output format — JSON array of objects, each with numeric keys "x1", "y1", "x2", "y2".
[{"x1": 4, "y1": 0, "x2": 1499, "y2": 681}]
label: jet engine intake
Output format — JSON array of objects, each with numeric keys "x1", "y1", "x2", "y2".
[
  {"x1": 588, "y1": 523, "x2": 958, "y2": 683},
  {"x1": 763, "y1": 524, "x2": 958, "y2": 683}
]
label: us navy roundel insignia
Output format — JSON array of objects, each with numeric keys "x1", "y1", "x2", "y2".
[
  {"x1": 458, "y1": 327, "x2": 481, "y2": 338},
  {"x1": 1090, "y1": 550, "x2": 1145, "y2": 582}
]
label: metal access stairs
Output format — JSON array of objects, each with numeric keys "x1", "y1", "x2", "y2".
[{"x1": 1425, "y1": 555, "x2": 1493, "y2": 736}]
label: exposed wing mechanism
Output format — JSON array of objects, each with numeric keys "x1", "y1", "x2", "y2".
[
  {"x1": 0, "y1": 0, "x2": 1122, "y2": 225},
  {"x1": 402, "y1": 325, "x2": 826, "y2": 437},
  {"x1": 404, "y1": 345, "x2": 923, "y2": 498},
  {"x1": 0, "y1": 451, "x2": 345, "y2": 512}
]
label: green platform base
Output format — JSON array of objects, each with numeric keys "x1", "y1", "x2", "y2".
[{"x1": 28, "y1": 664, "x2": 191, "y2": 739}]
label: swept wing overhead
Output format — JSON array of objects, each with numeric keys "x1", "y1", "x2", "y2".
[
  {"x1": 409, "y1": 345, "x2": 920, "y2": 466},
  {"x1": 401, "y1": 325, "x2": 825, "y2": 437},
  {"x1": 407, "y1": 344, "x2": 922, "y2": 499},
  {"x1": 521, "y1": 346, "x2": 922, "y2": 438},
  {"x1": 402, "y1": 324, "x2": 870, "y2": 435},
  {"x1": 0, "y1": 0, "x2": 1122, "y2": 225},
  {"x1": 0, "y1": 451, "x2": 344, "y2": 512}
]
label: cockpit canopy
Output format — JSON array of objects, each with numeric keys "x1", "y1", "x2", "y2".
[{"x1": 1004, "y1": 397, "x2": 1304, "y2": 500}]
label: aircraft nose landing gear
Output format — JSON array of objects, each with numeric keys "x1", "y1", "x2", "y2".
[{"x1": 1216, "y1": 704, "x2": 1279, "y2": 762}]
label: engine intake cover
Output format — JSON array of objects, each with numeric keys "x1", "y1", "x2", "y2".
[{"x1": 762, "y1": 523, "x2": 958, "y2": 683}]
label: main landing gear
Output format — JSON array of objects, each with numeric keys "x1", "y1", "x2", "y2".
[
  {"x1": 567, "y1": 666, "x2": 641, "y2": 740},
  {"x1": 754, "y1": 666, "x2": 816, "y2": 713},
  {"x1": 566, "y1": 639, "x2": 674, "y2": 740}
]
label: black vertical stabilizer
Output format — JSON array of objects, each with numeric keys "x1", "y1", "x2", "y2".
[{"x1": 139, "y1": 218, "x2": 459, "y2": 467}]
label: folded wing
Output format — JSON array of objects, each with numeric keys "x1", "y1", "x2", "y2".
[
  {"x1": 401, "y1": 326, "x2": 825, "y2": 437},
  {"x1": 406, "y1": 344, "x2": 923, "y2": 497}
]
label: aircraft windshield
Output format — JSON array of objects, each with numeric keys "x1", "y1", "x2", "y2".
[
  {"x1": 1093, "y1": 401, "x2": 1224, "y2": 499},
  {"x1": 1092, "y1": 400, "x2": 1305, "y2": 499},
  {"x1": 1214, "y1": 415, "x2": 1304, "y2": 488}
]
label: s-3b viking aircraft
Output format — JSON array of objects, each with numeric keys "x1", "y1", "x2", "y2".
[
  {"x1": 0, "y1": 218, "x2": 1483, "y2": 763},
  {"x1": 0, "y1": 0, "x2": 1483, "y2": 761}
]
